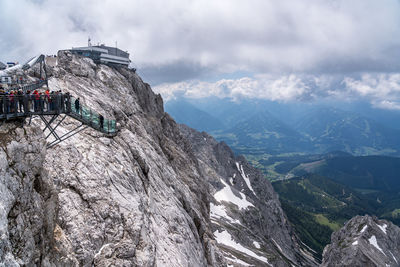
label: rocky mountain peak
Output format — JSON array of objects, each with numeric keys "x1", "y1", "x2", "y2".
[
  {"x1": 321, "y1": 215, "x2": 400, "y2": 267},
  {"x1": 0, "y1": 52, "x2": 318, "y2": 266}
]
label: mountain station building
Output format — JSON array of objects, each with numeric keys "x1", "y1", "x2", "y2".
[{"x1": 70, "y1": 44, "x2": 131, "y2": 67}]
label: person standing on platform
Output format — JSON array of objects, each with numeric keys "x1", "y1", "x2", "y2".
[
  {"x1": 33, "y1": 90, "x2": 40, "y2": 112},
  {"x1": 9, "y1": 91, "x2": 15, "y2": 113},
  {"x1": 17, "y1": 90, "x2": 23, "y2": 112},
  {"x1": 65, "y1": 92, "x2": 71, "y2": 113},
  {"x1": 75, "y1": 97, "x2": 80, "y2": 114},
  {"x1": 45, "y1": 89, "x2": 50, "y2": 110},
  {"x1": 0, "y1": 90, "x2": 5, "y2": 114},
  {"x1": 99, "y1": 114, "x2": 104, "y2": 129}
]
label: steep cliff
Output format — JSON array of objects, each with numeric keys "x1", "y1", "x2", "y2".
[
  {"x1": 179, "y1": 125, "x2": 317, "y2": 266},
  {"x1": 0, "y1": 122, "x2": 57, "y2": 266},
  {"x1": 0, "y1": 51, "x2": 315, "y2": 266},
  {"x1": 321, "y1": 215, "x2": 400, "y2": 267}
]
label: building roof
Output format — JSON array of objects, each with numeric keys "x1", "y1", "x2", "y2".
[
  {"x1": 93, "y1": 45, "x2": 129, "y2": 59},
  {"x1": 72, "y1": 44, "x2": 130, "y2": 59}
]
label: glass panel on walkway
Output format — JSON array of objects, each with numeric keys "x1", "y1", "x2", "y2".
[{"x1": 69, "y1": 96, "x2": 116, "y2": 133}]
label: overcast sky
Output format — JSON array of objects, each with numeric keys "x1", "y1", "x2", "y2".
[{"x1": 1, "y1": 0, "x2": 400, "y2": 108}]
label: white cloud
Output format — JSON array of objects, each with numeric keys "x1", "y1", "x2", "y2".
[
  {"x1": 2, "y1": 0, "x2": 400, "y2": 107},
  {"x1": 344, "y1": 73, "x2": 400, "y2": 109},
  {"x1": 1, "y1": 0, "x2": 400, "y2": 76},
  {"x1": 154, "y1": 74, "x2": 329, "y2": 102},
  {"x1": 155, "y1": 72, "x2": 400, "y2": 110}
]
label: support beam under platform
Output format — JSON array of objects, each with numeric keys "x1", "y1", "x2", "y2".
[{"x1": 38, "y1": 115, "x2": 89, "y2": 148}]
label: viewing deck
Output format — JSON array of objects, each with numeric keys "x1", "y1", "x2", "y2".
[{"x1": 0, "y1": 92, "x2": 117, "y2": 147}]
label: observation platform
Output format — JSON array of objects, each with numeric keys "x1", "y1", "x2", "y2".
[{"x1": 0, "y1": 90, "x2": 117, "y2": 148}]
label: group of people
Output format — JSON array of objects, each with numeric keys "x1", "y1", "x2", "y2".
[
  {"x1": 0, "y1": 88, "x2": 106, "y2": 130},
  {"x1": 0, "y1": 88, "x2": 70, "y2": 115}
]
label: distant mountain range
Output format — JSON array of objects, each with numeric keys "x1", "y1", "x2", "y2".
[
  {"x1": 165, "y1": 97, "x2": 400, "y2": 260},
  {"x1": 217, "y1": 110, "x2": 311, "y2": 154},
  {"x1": 164, "y1": 99, "x2": 223, "y2": 132},
  {"x1": 271, "y1": 152, "x2": 400, "y2": 258},
  {"x1": 165, "y1": 97, "x2": 400, "y2": 156},
  {"x1": 292, "y1": 154, "x2": 400, "y2": 193}
]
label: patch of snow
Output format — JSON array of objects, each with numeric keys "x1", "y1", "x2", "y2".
[
  {"x1": 390, "y1": 251, "x2": 398, "y2": 264},
  {"x1": 360, "y1": 225, "x2": 368, "y2": 233},
  {"x1": 253, "y1": 241, "x2": 261, "y2": 249},
  {"x1": 236, "y1": 162, "x2": 256, "y2": 196},
  {"x1": 352, "y1": 240, "x2": 358, "y2": 246},
  {"x1": 225, "y1": 256, "x2": 251, "y2": 266},
  {"x1": 377, "y1": 223, "x2": 387, "y2": 234},
  {"x1": 233, "y1": 173, "x2": 236, "y2": 178},
  {"x1": 214, "y1": 230, "x2": 271, "y2": 265},
  {"x1": 94, "y1": 243, "x2": 111, "y2": 259},
  {"x1": 368, "y1": 235, "x2": 385, "y2": 255},
  {"x1": 272, "y1": 239, "x2": 283, "y2": 253},
  {"x1": 214, "y1": 179, "x2": 254, "y2": 210},
  {"x1": 210, "y1": 203, "x2": 242, "y2": 225},
  {"x1": 229, "y1": 177, "x2": 233, "y2": 185}
]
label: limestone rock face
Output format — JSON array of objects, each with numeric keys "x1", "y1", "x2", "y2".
[
  {"x1": 321, "y1": 215, "x2": 400, "y2": 267},
  {"x1": 0, "y1": 51, "x2": 316, "y2": 266},
  {"x1": 0, "y1": 122, "x2": 57, "y2": 266},
  {"x1": 179, "y1": 125, "x2": 317, "y2": 267}
]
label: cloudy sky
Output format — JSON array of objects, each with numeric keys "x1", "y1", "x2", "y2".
[{"x1": 1, "y1": 0, "x2": 400, "y2": 108}]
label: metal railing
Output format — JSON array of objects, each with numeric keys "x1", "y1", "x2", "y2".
[
  {"x1": 0, "y1": 94, "x2": 117, "y2": 135},
  {"x1": 70, "y1": 96, "x2": 116, "y2": 134},
  {"x1": 7, "y1": 79, "x2": 47, "y2": 93}
]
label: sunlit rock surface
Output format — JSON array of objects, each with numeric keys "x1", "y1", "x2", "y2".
[{"x1": 0, "y1": 52, "x2": 316, "y2": 266}]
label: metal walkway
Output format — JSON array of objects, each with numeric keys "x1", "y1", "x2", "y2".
[
  {"x1": 0, "y1": 93, "x2": 117, "y2": 148},
  {"x1": 7, "y1": 79, "x2": 48, "y2": 93}
]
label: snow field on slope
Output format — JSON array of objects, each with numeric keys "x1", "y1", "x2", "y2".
[
  {"x1": 235, "y1": 162, "x2": 256, "y2": 196},
  {"x1": 389, "y1": 251, "x2": 398, "y2": 264},
  {"x1": 214, "y1": 179, "x2": 254, "y2": 210},
  {"x1": 226, "y1": 256, "x2": 251, "y2": 266},
  {"x1": 213, "y1": 230, "x2": 271, "y2": 265},
  {"x1": 210, "y1": 203, "x2": 242, "y2": 225},
  {"x1": 368, "y1": 235, "x2": 385, "y2": 256},
  {"x1": 253, "y1": 241, "x2": 261, "y2": 249},
  {"x1": 360, "y1": 225, "x2": 368, "y2": 233},
  {"x1": 377, "y1": 223, "x2": 387, "y2": 234}
]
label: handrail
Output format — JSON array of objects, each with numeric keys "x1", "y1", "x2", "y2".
[
  {"x1": 0, "y1": 93, "x2": 117, "y2": 135},
  {"x1": 7, "y1": 79, "x2": 47, "y2": 93}
]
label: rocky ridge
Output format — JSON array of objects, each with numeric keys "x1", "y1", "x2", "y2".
[
  {"x1": 0, "y1": 51, "x2": 317, "y2": 266},
  {"x1": 321, "y1": 215, "x2": 400, "y2": 267}
]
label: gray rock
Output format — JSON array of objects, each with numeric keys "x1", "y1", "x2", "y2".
[
  {"x1": 0, "y1": 51, "x2": 316, "y2": 266},
  {"x1": 321, "y1": 215, "x2": 400, "y2": 267},
  {"x1": 178, "y1": 125, "x2": 318, "y2": 266},
  {"x1": 0, "y1": 122, "x2": 57, "y2": 266}
]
